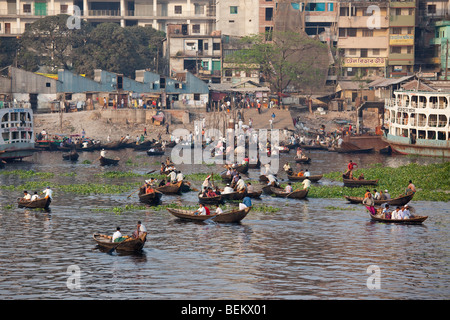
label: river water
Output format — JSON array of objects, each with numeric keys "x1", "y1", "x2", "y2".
[{"x1": 0, "y1": 148, "x2": 448, "y2": 300}]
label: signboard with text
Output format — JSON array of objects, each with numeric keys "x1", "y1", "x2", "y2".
[{"x1": 343, "y1": 57, "x2": 387, "y2": 67}]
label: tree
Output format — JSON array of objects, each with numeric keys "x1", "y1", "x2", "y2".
[
  {"x1": 227, "y1": 31, "x2": 329, "y2": 105},
  {"x1": 19, "y1": 14, "x2": 90, "y2": 72}
]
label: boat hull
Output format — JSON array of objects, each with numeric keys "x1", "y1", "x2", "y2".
[{"x1": 383, "y1": 135, "x2": 450, "y2": 158}]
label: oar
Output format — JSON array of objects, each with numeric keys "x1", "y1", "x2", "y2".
[
  {"x1": 127, "y1": 188, "x2": 140, "y2": 198},
  {"x1": 146, "y1": 169, "x2": 157, "y2": 174}
]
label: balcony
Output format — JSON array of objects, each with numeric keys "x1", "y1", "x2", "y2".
[
  {"x1": 338, "y1": 36, "x2": 388, "y2": 49},
  {"x1": 338, "y1": 15, "x2": 389, "y2": 29},
  {"x1": 390, "y1": 15, "x2": 415, "y2": 26}
]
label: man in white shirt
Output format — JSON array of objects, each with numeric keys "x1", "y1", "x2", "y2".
[
  {"x1": 167, "y1": 170, "x2": 177, "y2": 183},
  {"x1": 42, "y1": 186, "x2": 53, "y2": 200},
  {"x1": 196, "y1": 204, "x2": 206, "y2": 215},
  {"x1": 302, "y1": 178, "x2": 311, "y2": 190},
  {"x1": 215, "y1": 206, "x2": 223, "y2": 215},
  {"x1": 31, "y1": 192, "x2": 40, "y2": 201},
  {"x1": 133, "y1": 221, "x2": 147, "y2": 238},
  {"x1": 236, "y1": 176, "x2": 246, "y2": 191},
  {"x1": 304, "y1": 169, "x2": 311, "y2": 177},
  {"x1": 267, "y1": 174, "x2": 277, "y2": 185},
  {"x1": 391, "y1": 207, "x2": 401, "y2": 219},
  {"x1": 112, "y1": 227, "x2": 123, "y2": 242},
  {"x1": 176, "y1": 171, "x2": 184, "y2": 182},
  {"x1": 373, "y1": 189, "x2": 381, "y2": 200},
  {"x1": 100, "y1": 149, "x2": 106, "y2": 158},
  {"x1": 23, "y1": 191, "x2": 31, "y2": 200},
  {"x1": 223, "y1": 184, "x2": 234, "y2": 194},
  {"x1": 402, "y1": 205, "x2": 412, "y2": 219}
]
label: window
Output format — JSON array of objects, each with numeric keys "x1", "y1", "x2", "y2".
[
  {"x1": 265, "y1": 26, "x2": 273, "y2": 41},
  {"x1": 225, "y1": 69, "x2": 232, "y2": 77},
  {"x1": 349, "y1": 49, "x2": 357, "y2": 56},
  {"x1": 360, "y1": 49, "x2": 368, "y2": 58},
  {"x1": 265, "y1": 8, "x2": 273, "y2": 21},
  {"x1": 407, "y1": 46, "x2": 413, "y2": 54},
  {"x1": 46, "y1": 82, "x2": 51, "y2": 88},
  {"x1": 428, "y1": 5, "x2": 436, "y2": 14},
  {"x1": 60, "y1": 4, "x2": 68, "y2": 14},
  {"x1": 327, "y1": 3, "x2": 334, "y2": 12},
  {"x1": 347, "y1": 28, "x2": 357, "y2": 37},
  {"x1": 362, "y1": 29, "x2": 373, "y2": 37},
  {"x1": 339, "y1": 28, "x2": 346, "y2": 37},
  {"x1": 174, "y1": 5, "x2": 182, "y2": 14},
  {"x1": 372, "y1": 49, "x2": 380, "y2": 56},
  {"x1": 391, "y1": 27, "x2": 402, "y2": 35},
  {"x1": 194, "y1": 94, "x2": 200, "y2": 101},
  {"x1": 23, "y1": 4, "x2": 31, "y2": 13},
  {"x1": 391, "y1": 46, "x2": 401, "y2": 54},
  {"x1": 395, "y1": 8, "x2": 402, "y2": 15},
  {"x1": 408, "y1": 8, "x2": 414, "y2": 15},
  {"x1": 192, "y1": 24, "x2": 200, "y2": 34},
  {"x1": 213, "y1": 43, "x2": 220, "y2": 51},
  {"x1": 230, "y1": 6, "x2": 238, "y2": 14},
  {"x1": 194, "y1": 4, "x2": 204, "y2": 15}
]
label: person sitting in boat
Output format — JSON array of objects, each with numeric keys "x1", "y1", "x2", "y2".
[
  {"x1": 230, "y1": 174, "x2": 240, "y2": 188},
  {"x1": 214, "y1": 186, "x2": 222, "y2": 195},
  {"x1": 132, "y1": 221, "x2": 147, "y2": 239},
  {"x1": 381, "y1": 204, "x2": 391, "y2": 219},
  {"x1": 304, "y1": 169, "x2": 310, "y2": 177},
  {"x1": 373, "y1": 189, "x2": 381, "y2": 200},
  {"x1": 302, "y1": 178, "x2": 311, "y2": 190},
  {"x1": 285, "y1": 183, "x2": 293, "y2": 193},
  {"x1": 112, "y1": 227, "x2": 125, "y2": 243},
  {"x1": 391, "y1": 207, "x2": 401, "y2": 220},
  {"x1": 406, "y1": 180, "x2": 416, "y2": 194},
  {"x1": 267, "y1": 174, "x2": 279, "y2": 187},
  {"x1": 167, "y1": 170, "x2": 177, "y2": 183},
  {"x1": 202, "y1": 175, "x2": 212, "y2": 192},
  {"x1": 176, "y1": 171, "x2": 184, "y2": 182},
  {"x1": 283, "y1": 162, "x2": 294, "y2": 176},
  {"x1": 297, "y1": 170, "x2": 304, "y2": 177},
  {"x1": 296, "y1": 147, "x2": 303, "y2": 158},
  {"x1": 206, "y1": 188, "x2": 217, "y2": 198},
  {"x1": 160, "y1": 163, "x2": 166, "y2": 174},
  {"x1": 100, "y1": 149, "x2": 106, "y2": 158},
  {"x1": 363, "y1": 193, "x2": 376, "y2": 215},
  {"x1": 383, "y1": 190, "x2": 391, "y2": 200},
  {"x1": 145, "y1": 184, "x2": 154, "y2": 194},
  {"x1": 158, "y1": 179, "x2": 166, "y2": 187},
  {"x1": 195, "y1": 203, "x2": 207, "y2": 216},
  {"x1": 31, "y1": 192, "x2": 40, "y2": 201},
  {"x1": 357, "y1": 173, "x2": 364, "y2": 180},
  {"x1": 165, "y1": 157, "x2": 172, "y2": 165},
  {"x1": 239, "y1": 196, "x2": 252, "y2": 210},
  {"x1": 402, "y1": 205, "x2": 413, "y2": 219},
  {"x1": 223, "y1": 184, "x2": 234, "y2": 194},
  {"x1": 236, "y1": 176, "x2": 246, "y2": 192},
  {"x1": 23, "y1": 191, "x2": 31, "y2": 200},
  {"x1": 246, "y1": 182, "x2": 254, "y2": 193},
  {"x1": 215, "y1": 206, "x2": 223, "y2": 215}
]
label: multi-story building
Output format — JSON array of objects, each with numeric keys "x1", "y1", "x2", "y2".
[
  {"x1": 387, "y1": 0, "x2": 417, "y2": 77},
  {"x1": 0, "y1": 0, "x2": 217, "y2": 36},
  {"x1": 337, "y1": 1, "x2": 390, "y2": 80}
]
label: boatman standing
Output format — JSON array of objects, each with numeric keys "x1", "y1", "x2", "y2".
[{"x1": 42, "y1": 186, "x2": 53, "y2": 200}]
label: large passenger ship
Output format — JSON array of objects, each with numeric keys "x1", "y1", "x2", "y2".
[
  {"x1": 0, "y1": 106, "x2": 35, "y2": 161},
  {"x1": 383, "y1": 90, "x2": 450, "y2": 157}
]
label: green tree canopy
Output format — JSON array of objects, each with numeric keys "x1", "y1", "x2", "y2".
[{"x1": 227, "y1": 31, "x2": 329, "y2": 97}]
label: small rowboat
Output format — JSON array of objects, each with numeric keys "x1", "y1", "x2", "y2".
[
  {"x1": 265, "y1": 187, "x2": 309, "y2": 199},
  {"x1": 294, "y1": 157, "x2": 311, "y2": 164},
  {"x1": 17, "y1": 197, "x2": 51, "y2": 209},
  {"x1": 245, "y1": 191, "x2": 262, "y2": 198},
  {"x1": 343, "y1": 178, "x2": 378, "y2": 187},
  {"x1": 156, "y1": 181, "x2": 183, "y2": 195},
  {"x1": 147, "y1": 148, "x2": 165, "y2": 156},
  {"x1": 336, "y1": 147, "x2": 374, "y2": 154},
  {"x1": 102, "y1": 141, "x2": 123, "y2": 150},
  {"x1": 288, "y1": 174, "x2": 323, "y2": 182},
  {"x1": 138, "y1": 189, "x2": 163, "y2": 205},
  {"x1": 224, "y1": 163, "x2": 248, "y2": 174},
  {"x1": 99, "y1": 156, "x2": 120, "y2": 166},
  {"x1": 62, "y1": 151, "x2": 79, "y2": 161},
  {"x1": 93, "y1": 233, "x2": 147, "y2": 252},
  {"x1": 221, "y1": 191, "x2": 246, "y2": 201},
  {"x1": 369, "y1": 213, "x2": 428, "y2": 224},
  {"x1": 198, "y1": 193, "x2": 224, "y2": 205},
  {"x1": 344, "y1": 192, "x2": 414, "y2": 206},
  {"x1": 167, "y1": 207, "x2": 251, "y2": 223}
]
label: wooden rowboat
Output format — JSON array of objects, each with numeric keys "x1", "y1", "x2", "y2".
[
  {"x1": 294, "y1": 157, "x2": 311, "y2": 164},
  {"x1": 369, "y1": 213, "x2": 428, "y2": 224},
  {"x1": 167, "y1": 207, "x2": 251, "y2": 223},
  {"x1": 288, "y1": 174, "x2": 323, "y2": 182},
  {"x1": 221, "y1": 191, "x2": 246, "y2": 201},
  {"x1": 343, "y1": 178, "x2": 378, "y2": 187},
  {"x1": 224, "y1": 163, "x2": 248, "y2": 174},
  {"x1": 266, "y1": 187, "x2": 309, "y2": 199},
  {"x1": 147, "y1": 148, "x2": 165, "y2": 156},
  {"x1": 156, "y1": 181, "x2": 183, "y2": 195},
  {"x1": 99, "y1": 156, "x2": 120, "y2": 166},
  {"x1": 336, "y1": 147, "x2": 374, "y2": 154},
  {"x1": 198, "y1": 193, "x2": 224, "y2": 205},
  {"x1": 93, "y1": 233, "x2": 147, "y2": 252},
  {"x1": 344, "y1": 192, "x2": 414, "y2": 206},
  {"x1": 62, "y1": 151, "x2": 79, "y2": 161},
  {"x1": 17, "y1": 197, "x2": 51, "y2": 209},
  {"x1": 245, "y1": 191, "x2": 262, "y2": 198},
  {"x1": 138, "y1": 189, "x2": 163, "y2": 205}
]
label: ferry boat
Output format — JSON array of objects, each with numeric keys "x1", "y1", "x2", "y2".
[
  {"x1": 383, "y1": 90, "x2": 449, "y2": 157},
  {"x1": 0, "y1": 107, "x2": 35, "y2": 161}
]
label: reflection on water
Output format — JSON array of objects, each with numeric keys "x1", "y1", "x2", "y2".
[{"x1": 0, "y1": 149, "x2": 449, "y2": 299}]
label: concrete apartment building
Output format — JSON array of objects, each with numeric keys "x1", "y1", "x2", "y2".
[{"x1": 0, "y1": 0, "x2": 217, "y2": 36}]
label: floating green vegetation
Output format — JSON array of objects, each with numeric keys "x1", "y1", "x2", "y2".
[
  {"x1": 318, "y1": 162, "x2": 450, "y2": 202},
  {"x1": 95, "y1": 171, "x2": 144, "y2": 178},
  {"x1": 324, "y1": 206, "x2": 358, "y2": 211},
  {"x1": 0, "y1": 170, "x2": 54, "y2": 179},
  {"x1": 81, "y1": 160, "x2": 92, "y2": 164},
  {"x1": 91, "y1": 204, "x2": 148, "y2": 214},
  {"x1": 252, "y1": 205, "x2": 281, "y2": 213},
  {"x1": 2, "y1": 204, "x2": 14, "y2": 210},
  {"x1": 184, "y1": 173, "x2": 221, "y2": 181}
]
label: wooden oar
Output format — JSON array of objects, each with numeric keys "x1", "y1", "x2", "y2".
[
  {"x1": 127, "y1": 189, "x2": 140, "y2": 198},
  {"x1": 146, "y1": 169, "x2": 157, "y2": 174}
]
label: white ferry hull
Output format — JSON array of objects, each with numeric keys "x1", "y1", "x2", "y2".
[
  {"x1": 383, "y1": 134, "x2": 450, "y2": 158},
  {"x1": 0, "y1": 107, "x2": 35, "y2": 161}
]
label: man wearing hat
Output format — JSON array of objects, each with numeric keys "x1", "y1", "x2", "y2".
[
  {"x1": 383, "y1": 189, "x2": 391, "y2": 200},
  {"x1": 402, "y1": 205, "x2": 412, "y2": 219},
  {"x1": 223, "y1": 183, "x2": 234, "y2": 194}
]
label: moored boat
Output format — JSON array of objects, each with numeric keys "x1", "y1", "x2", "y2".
[
  {"x1": 138, "y1": 189, "x2": 163, "y2": 205},
  {"x1": 147, "y1": 148, "x2": 165, "y2": 156},
  {"x1": 343, "y1": 178, "x2": 378, "y2": 187},
  {"x1": 198, "y1": 193, "x2": 224, "y2": 205},
  {"x1": 294, "y1": 156, "x2": 311, "y2": 164},
  {"x1": 344, "y1": 192, "x2": 414, "y2": 206},
  {"x1": 287, "y1": 174, "x2": 323, "y2": 182},
  {"x1": 220, "y1": 191, "x2": 246, "y2": 201},
  {"x1": 99, "y1": 156, "x2": 120, "y2": 166},
  {"x1": 93, "y1": 233, "x2": 147, "y2": 252},
  {"x1": 167, "y1": 207, "x2": 251, "y2": 223},
  {"x1": 265, "y1": 187, "x2": 309, "y2": 199},
  {"x1": 156, "y1": 181, "x2": 183, "y2": 195},
  {"x1": 369, "y1": 213, "x2": 428, "y2": 224},
  {"x1": 62, "y1": 151, "x2": 79, "y2": 161}
]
